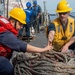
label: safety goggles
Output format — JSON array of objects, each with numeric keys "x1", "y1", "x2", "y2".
[{"x1": 59, "y1": 12, "x2": 68, "y2": 15}]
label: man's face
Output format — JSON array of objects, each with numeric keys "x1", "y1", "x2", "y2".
[
  {"x1": 27, "y1": 6, "x2": 30, "y2": 8},
  {"x1": 58, "y1": 12, "x2": 69, "y2": 22},
  {"x1": 33, "y1": 4, "x2": 37, "y2": 6},
  {"x1": 16, "y1": 21, "x2": 23, "y2": 31}
]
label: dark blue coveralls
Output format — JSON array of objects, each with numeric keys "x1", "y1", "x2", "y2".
[
  {"x1": 19, "y1": 8, "x2": 33, "y2": 37},
  {"x1": 32, "y1": 5, "x2": 41, "y2": 32}
]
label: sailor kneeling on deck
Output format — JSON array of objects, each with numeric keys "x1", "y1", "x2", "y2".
[{"x1": 47, "y1": 0, "x2": 75, "y2": 52}]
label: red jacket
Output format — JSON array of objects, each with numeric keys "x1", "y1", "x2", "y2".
[{"x1": 0, "y1": 16, "x2": 18, "y2": 58}]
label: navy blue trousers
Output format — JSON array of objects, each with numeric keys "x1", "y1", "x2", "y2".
[{"x1": 0, "y1": 56, "x2": 14, "y2": 75}]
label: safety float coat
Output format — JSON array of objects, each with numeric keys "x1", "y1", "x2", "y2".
[
  {"x1": 0, "y1": 16, "x2": 18, "y2": 58},
  {"x1": 52, "y1": 17, "x2": 75, "y2": 51}
]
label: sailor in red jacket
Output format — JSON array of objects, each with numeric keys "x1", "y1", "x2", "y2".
[
  {"x1": 0, "y1": 8, "x2": 52, "y2": 75},
  {"x1": 0, "y1": 16, "x2": 18, "y2": 59}
]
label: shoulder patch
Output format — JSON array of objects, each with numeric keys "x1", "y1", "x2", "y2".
[{"x1": 0, "y1": 18, "x2": 9, "y2": 24}]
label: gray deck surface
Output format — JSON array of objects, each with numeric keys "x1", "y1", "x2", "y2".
[{"x1": 29, "y1": 31, "x2": 48, "y2": 47}]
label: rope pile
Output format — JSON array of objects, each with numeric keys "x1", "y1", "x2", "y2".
[{"x1": 12, "y1": 50, "x2": 75, "y2": 75}]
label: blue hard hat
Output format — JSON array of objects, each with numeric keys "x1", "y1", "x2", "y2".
[
  {"x1": 33, "y1": 1, "x2": 37, "y2": 5},
  {"x1": 26, "y1": 2, "x2": 31, "y2": 7}
]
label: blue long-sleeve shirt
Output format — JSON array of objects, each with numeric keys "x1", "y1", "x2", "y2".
[{"x1": 0, "y1": 31, "x2": 27, "y2": 52}]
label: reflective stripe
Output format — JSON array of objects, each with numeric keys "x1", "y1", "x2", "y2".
[
  {"x1": 0, "y1": 18, "x2": 9, "y2": 23},
  {"x1": 70, "y1": 23, "x2": 72, "y2": 32},
  {"x1": 58, "y1": 26, "x2": 60, "y2": 32}
]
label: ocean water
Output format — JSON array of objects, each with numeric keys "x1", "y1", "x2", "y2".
[
  {"x1": 49, "y1": 14, "x2": 57, "y2": 22},
  {"x1": 69, "y1": 12, "x2": 75, "y2": 19}
]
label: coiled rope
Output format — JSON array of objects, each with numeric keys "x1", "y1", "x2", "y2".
[{"x1": 12, "y1": 50, "x2": 75, "y2": 75}]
